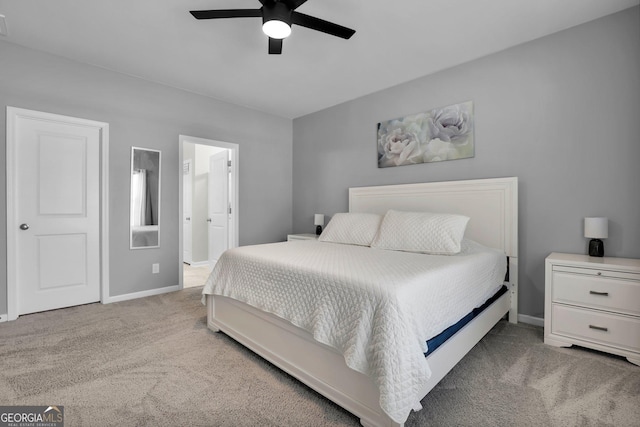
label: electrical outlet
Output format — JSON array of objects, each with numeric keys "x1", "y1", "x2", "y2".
[{"x1": 152, "y1": 263, "x2": 159, "y2": 274}]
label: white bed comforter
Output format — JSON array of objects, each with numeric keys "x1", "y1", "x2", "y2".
[{"x1": 202, "y1": 239, "x2": 506, "y2": 423}]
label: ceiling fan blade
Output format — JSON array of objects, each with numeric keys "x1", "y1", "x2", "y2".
[
  {"x1": 291, "y1": 12, "x2": 355, "y2": 39},
  {"x1": 269, "y1": 38, "x2": 283, "y2": 54},
  {"x1": 190, "y1": 9, "x2": 262, "y2": 20}
]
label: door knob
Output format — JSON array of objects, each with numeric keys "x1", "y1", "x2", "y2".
[{"x1": 19, "y1": 223, "x2": 29, "y2": 230}]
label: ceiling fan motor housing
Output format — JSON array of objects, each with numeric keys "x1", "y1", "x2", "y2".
[{"x1": 263, "y1": 2, "x2": 292, "y2": 27}]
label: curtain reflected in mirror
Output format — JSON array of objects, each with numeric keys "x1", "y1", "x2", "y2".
[{"x1": 130, "y1": 147, "x2": 161, "y2": 249}]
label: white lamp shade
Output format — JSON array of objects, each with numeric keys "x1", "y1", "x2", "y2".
[
  {"x1": 584, "y1": 217, "x2": 608, "y2": 239},
  {"x1": 314, "y1": 214, "x2": 325, "y2": 226},
  {"x1": 262, "y1": 20, "x2": 291, "y2": 39}
]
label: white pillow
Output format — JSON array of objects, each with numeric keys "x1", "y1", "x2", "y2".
[
  {"x1": 319, "y1": 213, "x2": 383, "y2": 246},
  {"x1": 371, "y1": 210, "x2": 470, "y2": 255}
]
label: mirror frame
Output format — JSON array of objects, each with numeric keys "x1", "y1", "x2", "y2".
[{"x1": 130, "y1": 146, "x2": 162, "y2": 250}]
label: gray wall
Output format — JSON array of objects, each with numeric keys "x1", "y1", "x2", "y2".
[
  {"x1": 0, "y1": 40, "x2": 292, "y2": 313},
  {"x1": 292, "y1": 7, "x2": 640, "y2": 318}
]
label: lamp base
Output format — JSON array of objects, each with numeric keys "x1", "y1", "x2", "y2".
[
  {"x1": 316, "y1": 225, "x2": 322, "y2": 236},
  {"x1": 588, "y1": 239, "x2": 604, "y2": 257}
]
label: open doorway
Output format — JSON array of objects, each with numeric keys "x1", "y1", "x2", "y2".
[{"x1": 179, "y1": 135, "x2": 239, "y2": 289}]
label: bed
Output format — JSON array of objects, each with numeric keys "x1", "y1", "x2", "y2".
[{"x1": 203, "y1": 177, "x2": 518, "y2": 427}]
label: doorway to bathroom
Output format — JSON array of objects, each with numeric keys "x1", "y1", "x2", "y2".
[{"x1": 179, "y1": 135, "x2": 239, "y2": 289}]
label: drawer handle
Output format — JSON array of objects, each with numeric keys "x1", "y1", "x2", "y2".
[
  {"x1": 597, "y1": 272, "x2": 602, "y2": 276},
  {"x1": 589, "y1": 291, "x2": 609, "y2": 296},
  {"x1": 589, "y1": 325, "x2": 608, "y2": 332}
]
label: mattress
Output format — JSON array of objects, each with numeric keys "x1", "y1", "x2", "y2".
[
  {"x1": 202, "y1": 239, "x2": 506, "y2": 423},
  {"x1": 425, "y1": 284, "x2": 508, "y2": 356}
]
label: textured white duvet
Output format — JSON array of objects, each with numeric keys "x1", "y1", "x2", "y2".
[{"x1": 202, "y1": 239, "x2": 506, "y2": 423}]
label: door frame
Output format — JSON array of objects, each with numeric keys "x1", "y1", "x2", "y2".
[
  {"x1": 6, "y1": 107, "x2": 110, "y2": 321},
  {"x1": 178, "y1": 135, "x2": 239, "y2": 289}
]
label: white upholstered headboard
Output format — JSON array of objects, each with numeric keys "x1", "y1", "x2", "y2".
[{"x1": 349, "y1": 177, "x2": 519, "y2": 321}]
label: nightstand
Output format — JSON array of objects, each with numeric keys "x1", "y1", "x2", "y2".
[
  {"x1": 544, "y1": 253, "x2": 640, "y2": 366},
  {"x1": 287, "y1": 233, "x2": 319, "y2": 241}
]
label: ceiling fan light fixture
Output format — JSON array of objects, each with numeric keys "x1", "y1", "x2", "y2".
[
  {"x1": 262, "y1": 19, "x2": 291, "y2": 39},
  {"x1": 262, "y1": 1, "x2": 292, "y2": 39}
]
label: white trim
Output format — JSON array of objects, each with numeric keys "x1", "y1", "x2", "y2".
[
  {"x1": 178, "y1": 135, "x2": 239, "y2": 290},
  {"x1": 103, "y1": 284, "x2": 180, "y2": 304},
  {"x1": 100, "y1": 123, "x2": 111, "y2": 307},
  {"x1": 6, "y1": 107, "x2": 17, "y2": 321},
  {"x1": 0, "y1": 314, "x2": 7, "y2": 323},
  {"x1": 6, "y1": 107, "x2": 110, "y2": 321},
  {"x1": 129, "y1": 146, "x2": 162, "y2": 250},
  {"x1": 518, "y1": 314, "x2": 544, "y2": 327}
]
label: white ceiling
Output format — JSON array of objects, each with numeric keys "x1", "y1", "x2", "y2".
[{"x1": 0, "y1": 0, "x2": 637, "y2": 119}]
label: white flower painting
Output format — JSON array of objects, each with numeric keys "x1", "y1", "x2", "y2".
[{"x1": 377, "y1": 101, "x2": 474, "y2": 168}]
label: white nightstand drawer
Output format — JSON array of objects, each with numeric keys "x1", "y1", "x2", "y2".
[
  {"x1": 553, "y1": 265, "x2": 640, "y2": 281},
  {"x1": 552, "y1": 304, "x2": 640, "y2": 353},
  {"x1": 552, "y1": 271, "x2": 640, "y2": 316}
]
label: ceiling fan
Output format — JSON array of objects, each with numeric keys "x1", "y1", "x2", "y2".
[{"x1": 190, "y1": 0, "x2": 356, "y2": 54}]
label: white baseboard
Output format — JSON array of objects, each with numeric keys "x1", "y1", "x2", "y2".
[
  {"x1": 518, "y1": 314, "x2": 544, "y2": 327},
  {"x1": 0, "y1": 314, "x2": 7, "y2": 323},
  {"x1": 103, "y1": 284, "x2": 180, "y2": 304}
]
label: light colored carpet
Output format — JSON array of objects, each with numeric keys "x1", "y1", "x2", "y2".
[{"x1": 1, "y1": 287, "x2": 638, "y2": 426}]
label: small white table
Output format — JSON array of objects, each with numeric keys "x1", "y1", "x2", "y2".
[
  {"x1": 544, "y1": 252, "x2": 640, "y2": 366},
  {"x1": 287, "y1": 233, "x2": 319, "y2": 241}
]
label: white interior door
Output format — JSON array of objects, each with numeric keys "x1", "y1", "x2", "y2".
[
  {"x1": 208, "y1": 151, "x2": 229, "y2": 270},
  {"x1": 183, "y1": 159, "x2": 193, "y2": 264},
  {"x1": 13, "y1": 111, "x2": 101, "y2": 315}
]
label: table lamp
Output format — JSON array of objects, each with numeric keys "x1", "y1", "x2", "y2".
[{"x1": 584, "y1": 217, "x2": 608, "y2": 257}]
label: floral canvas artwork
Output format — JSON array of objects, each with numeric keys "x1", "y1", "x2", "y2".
[{"x1": 377, "y1": 101, "x2": 474, "y2": 168}]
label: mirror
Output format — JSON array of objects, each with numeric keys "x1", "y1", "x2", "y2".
[{"x1": 130, "y1": 147, "x2": 161, "y2": 249}]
